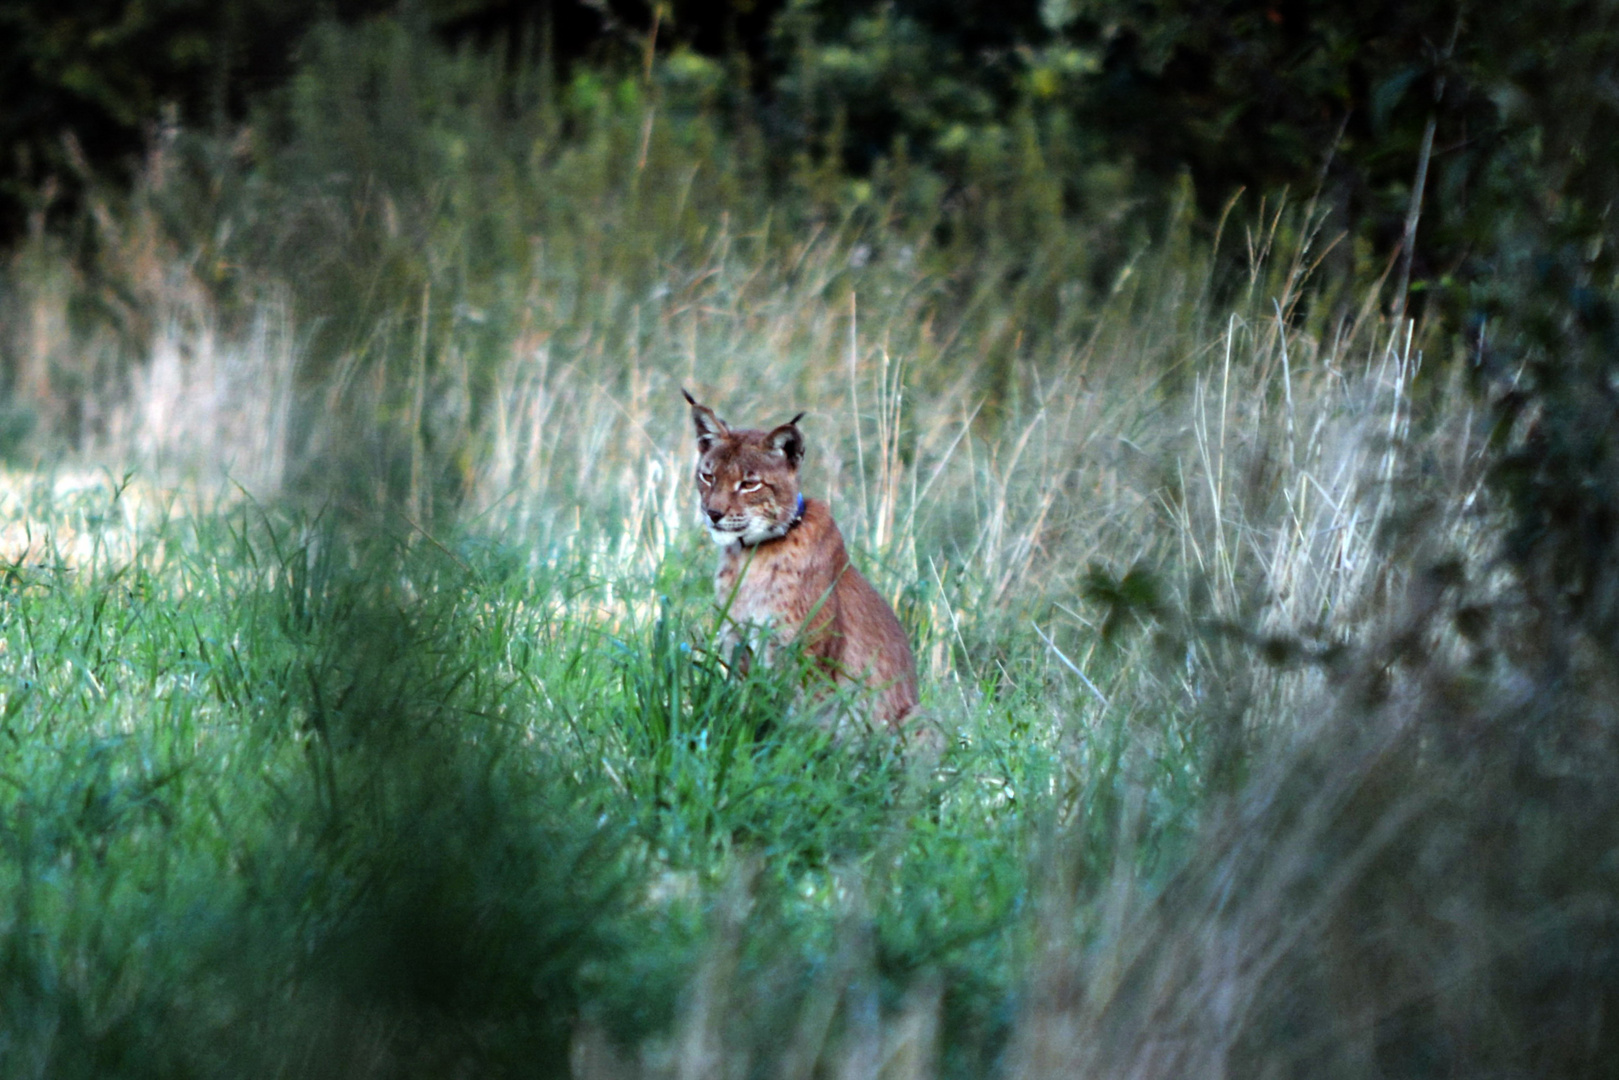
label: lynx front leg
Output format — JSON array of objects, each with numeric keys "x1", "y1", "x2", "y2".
[{"x1": 716, "y1": 616, "x2": 779, "y2": 676}]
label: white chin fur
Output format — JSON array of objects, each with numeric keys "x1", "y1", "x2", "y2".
[
  {"x1": 706, "y1": 527, "x2": 741, "y2": 548},
  {"x1": 706, "y1": 519, "x2": 786, "y2": 547}
]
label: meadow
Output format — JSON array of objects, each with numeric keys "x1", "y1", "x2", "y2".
[{"x1": 2, "y1": 19, "x2": 1616, "y2": 1079}]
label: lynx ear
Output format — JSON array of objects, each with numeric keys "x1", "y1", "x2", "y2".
[
  {"x1": 766, "y1": 412, "x2": 806, "y2": 467},
  {"x1": 683, "y1": 388, "x2": 728, "y2": 452}
]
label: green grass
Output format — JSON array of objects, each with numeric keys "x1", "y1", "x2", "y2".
[
  {"x1": 0, "y1": 271, "x2": 1426, "y2": 1075},
  {"x1": 0, "y1": 484, "x2": 641, "y2": 1074},
  {"x1": 0, "y1": 473, "x2": 1093, "y2": 1076}
]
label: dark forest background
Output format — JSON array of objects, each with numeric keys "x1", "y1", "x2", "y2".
[{"x1": 8, "y1": 0, "x2": 1616, "y2": 284}]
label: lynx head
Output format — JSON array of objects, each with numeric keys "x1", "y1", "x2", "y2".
[{"x1": 683, "y1": 389, "x2": 806, "y2": 548}]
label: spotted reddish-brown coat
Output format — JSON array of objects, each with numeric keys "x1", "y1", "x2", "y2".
[{"x1": 684, "y1": 390, "x2": 918, "y2": 731}]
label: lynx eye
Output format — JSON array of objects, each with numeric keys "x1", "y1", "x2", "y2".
[
  {"x1": 697, "y1": 470, "x2": 714, "y2": 488},
  {"x1": 737, "y1": 476, "x2": 763, "y2": 493}
]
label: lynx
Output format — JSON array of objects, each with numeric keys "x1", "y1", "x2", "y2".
[{"x1": 684, "y1": 389, "x2": 919, "y2": 731}]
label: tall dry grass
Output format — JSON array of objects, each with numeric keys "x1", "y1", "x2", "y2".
[{"x1": 5, "y1": 167, "x2": 1443, "y2": 732}]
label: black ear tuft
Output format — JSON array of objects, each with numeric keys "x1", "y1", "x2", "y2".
[
  {"x1": 685, "y1": 390, "x2": 729, "y2": 452},
  {"x1": 766, "y1": 415, "x2": 806, "y2": 467}
]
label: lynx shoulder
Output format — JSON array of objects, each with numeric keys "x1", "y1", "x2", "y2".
[{"x1": 683, "y1": 389, "x2": 918, "y2": 731}]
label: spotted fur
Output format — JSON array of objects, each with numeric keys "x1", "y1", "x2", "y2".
[{"x1": 684, "y1": 389, "x2": 919, "y2": 731}]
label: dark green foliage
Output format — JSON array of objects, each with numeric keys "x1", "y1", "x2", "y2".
[
  {"x1": 1081, "y1": 561, "x2": 1164, "y2": 645},
  {"x1": 0, "y1": 0, "x2": 639, "y2": 244},
  {"x1": 1066, "y1": 597, "x2": 1619, "y2": 1078},
  {"x1": 1454, "y1": 0, "x2": 1619, "y2": 664},
  {"x1": 763, "y1": 0, "x2": 1619, "y2": 299},
  {"x1": 0, "y1": 0, "x2": 391, "y2": 240},
  {"x1": 265, "y1": 532, "x2": 637, "y2": 1071},
  {"x1": 8, "y1": 0, "x2": 1619, "y2": 313},
  {"x1": 1482, "y1": 244, "x2": 1619, "y2": 658}
]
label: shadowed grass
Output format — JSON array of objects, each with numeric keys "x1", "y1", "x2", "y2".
[{"x1": 0, "y1": 487, "x2": 650, "y2": 1076}]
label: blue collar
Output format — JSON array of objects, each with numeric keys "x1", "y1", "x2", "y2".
[{"x1": 793, "y1": 493, "x2": 806, "y2": 524}]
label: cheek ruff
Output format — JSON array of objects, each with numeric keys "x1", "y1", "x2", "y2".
[{"x1": 738, "y1": 493, "x2": 806, "y2": 548}]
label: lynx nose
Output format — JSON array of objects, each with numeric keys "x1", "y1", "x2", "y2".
[{"x1": 706, "y1": 508, "x2": 725, "y2": 525}]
